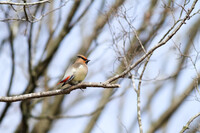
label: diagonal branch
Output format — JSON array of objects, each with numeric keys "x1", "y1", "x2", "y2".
[
  {"x1": 107, "y1": 0, "x2": 198, "y2": 84},
  {"x1": 147, "y1": 76, "x2": 200, "y2": 133},
  {"x1": 180, "y1": 112, "x2": 200, "y2": 133},
  {"x1": 0, "y1": 82, "x2": 120, "y2": 102}
]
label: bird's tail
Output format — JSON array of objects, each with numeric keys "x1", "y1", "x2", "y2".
[{"x1": 57, "y1": 82, "x2": 61, "y2": 85}]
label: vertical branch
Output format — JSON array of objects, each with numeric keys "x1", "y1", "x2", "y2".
[
  {"x1": 6, "y1": 24, "x2": 15, "y2": 96},
  {"x1": 23, "y1": 0, "x2": 29, "y2": 21},
  {"x1": 83, "y1": 1, "x2": 126, "y2": 133},
  {"x1": 17, "y1": 16, "x2": 35, "y2": 133},
  {"x1": 0, "y1": 23, "x2": 15, "y2": 124},
  {"x1": 23, "y1": 0, "x2": 29, "y2": 35},
  {"x1": 30, "y1": 1, "x2": 85, "y2": 133},
  {"x1": 137, "y1": 54, "x2": 151, "y2": 133},
  {"x1": 28, "y1": 23, "x2": 35, "y2": 86}
]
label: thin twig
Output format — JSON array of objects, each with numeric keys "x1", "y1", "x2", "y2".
[
  {"x1": 107, "y1": 0, "x2": 198, "y2": 84},
  {"x1": 0, "y1": 1, "x2": 68, "y2": 23},
  {"x1": 180, "y1": 112, "x2": 200, "y2": 133},
  {"x1": 30, "y1": 105, "x2": 105, "y2": 120}
]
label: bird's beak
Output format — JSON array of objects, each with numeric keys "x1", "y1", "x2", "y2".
[{"x1": 85, "y1": 59, "x2": 90, "y2": 64}]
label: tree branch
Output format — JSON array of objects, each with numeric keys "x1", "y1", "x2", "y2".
[
  {"x1": 107, "y1": 0, "x2": 198, "y2": 84},
  {"x1": 0, "y1": 0, "x2": 50, "y2": 6},
  {"x1": 147, "y1": 76, "x2": 200, "y2": 133},
  {"x1": 0, "y1": 82, "x2": 120, "y2": 102},
  {"x1": 180, "y1": 112, "x2": 200, "y2": 133},
  {"x1": 136, "y1": 54, "x2": 151, "y2": 133}
]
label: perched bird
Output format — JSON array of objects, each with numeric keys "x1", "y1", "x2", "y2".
[{"x1": 57, "y1": 55, "x2": 90, "y2": 87}]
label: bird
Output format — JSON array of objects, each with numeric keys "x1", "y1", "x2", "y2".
[{"x1": 57, "y1": 55, "x2": 90, "y2": 87}]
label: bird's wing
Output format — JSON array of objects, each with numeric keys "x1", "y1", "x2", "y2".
[
  {"x1": 57, "y1": 75, "x2": 75, "y2": 85},
  {"x1": 57, "y1": 65, "x2": 76, "y2": 85}
]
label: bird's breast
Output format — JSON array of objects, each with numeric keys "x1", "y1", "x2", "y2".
[{"x1": 71, "y1": 64, "x2": 88, "y2": 84}]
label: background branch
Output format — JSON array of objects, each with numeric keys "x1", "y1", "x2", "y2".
[
  {"x1": 0, "y1": 0, "x2": 200, "y2": 132},
  {"x1": 0, "y1": 0, "x2": 50, "y2": 6}
]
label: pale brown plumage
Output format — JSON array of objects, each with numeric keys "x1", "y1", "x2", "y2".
[{"x1": 57, "y1": 55, "x2": 90, "y2": 86}]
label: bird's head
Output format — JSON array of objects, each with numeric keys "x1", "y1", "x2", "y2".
[{"x1": 77, "y1": 55, "x2": 90, "y2": 64}]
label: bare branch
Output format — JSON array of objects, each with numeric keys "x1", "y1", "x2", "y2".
[
  {"x1": 107, "y1": 0, "x2": 198, "y2": 84},
  {"x1": 0, "y1": 82, "x2": 120, "y2": 102},
  {"x1": 147, "y1": 76, "x2": 200, "y2": 133},
  {"x1": 180, "y1": 112, "x2": 200, "y2": 133},
  {"x1": 30, "y1": 105, "x2": 105, "y2": 120},
  {"x1": 0, "y1": 22, "x2": 15, "y2": 124},
  {"x1": 0, "y1": 0, "x2": 50, "y2": 6},
  {"x1": 137, "y1": 55, "x2": 151, "y2": 133}
]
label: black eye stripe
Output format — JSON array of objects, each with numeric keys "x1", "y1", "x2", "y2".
[
  {"x1": 78, "y1": 56, "x2": 87, "y2": 61},
  {"x1": 81, "y1": 57, "x2": 87, "y2": 61}
]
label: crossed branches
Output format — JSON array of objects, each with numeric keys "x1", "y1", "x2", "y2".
[
  {"x1": 0, "y1": 0, "x2": 50, "y2": 6},
  {"x1": 0, "y1": 0, "x2": 198, "y2": 103}
]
